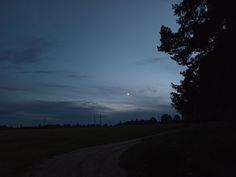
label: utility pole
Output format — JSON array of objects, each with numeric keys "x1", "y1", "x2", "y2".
[
  {"x1": 93, "y1": 114, "x2": 96, "y2": 125},
  {"x1": 99, "y1": 112, "x2": 102, "y2": 126}
]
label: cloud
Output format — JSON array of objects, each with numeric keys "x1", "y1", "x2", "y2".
[
  {"x1": 85, "y1": 85, "x2": 172, "y2": 113},
  {"x1": 95, "y1": 86, "x2": 131, "y2": 96},
  {"x1": 138, "y1": 88, "x2": 158, "y2": 94},
  {"x1": 136, "y1": 57, "x2": 168, "y2": 65},
  {"x1": 66, "y1": 74, "x2": 89, "y2": 79},
  {"x1": 18, "y1": 70, "x2": 55, "y2": 74},
  {"x1": 0, "y1": 97, "x2": 175, "y2": 126},
  {"x1": 41, "y1": 83, "x2": 80, "y2": 90},
  {"x1": 0, "y1": 86, "x2": 30, "y2": 92},
  {"x1": 0, "y1": 39, "x2": 56, "y2": 65},
  {"x1": 101, "y1": 86, "x2": 172, "y2": 113},
  {"x1": 0, "y1": 100, "x2": 113, "y2": 126},
  {"x1": 16, "y1": 69, "x2": 89, "y2": 80},
  {"x1": 107, "y1": 97, "x2": 172, "y2": 113}
]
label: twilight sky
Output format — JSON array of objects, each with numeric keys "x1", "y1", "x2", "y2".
[{"x1": 0, "y1": 0, "x2": 183, "y2": 126}]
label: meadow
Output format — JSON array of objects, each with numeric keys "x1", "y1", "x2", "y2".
[{"x1": 0, "y1": 124, "x2": 181, "y2": 177}]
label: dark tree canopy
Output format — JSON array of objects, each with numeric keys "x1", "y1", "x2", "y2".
[
  {"x1": 158, "y1": 0, "x2": 236, "y2": 122},
  {"x1": 161, "y1": 114, "x2": 172, "y2": 123}
]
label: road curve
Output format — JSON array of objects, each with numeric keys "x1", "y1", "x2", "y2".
[{"x1": 27, "y1": 139, "x2": 140, "y2": 177}]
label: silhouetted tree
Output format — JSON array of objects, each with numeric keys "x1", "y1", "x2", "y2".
[
  {"x1": 161, "y1": 114, "x2": 172, "y2": 123},
  {"x1": 150, "y1": 117, "x2": 157, "y2": 123},
  {"x1": 173, "y1": 114, "x2": 181, "y2": 122},
  {"x1": 116, "y1": 118, "x2": 158, "y2": 126},
  {"x1": 158, "y1": 0, "x2": 236, "y2": 121}
]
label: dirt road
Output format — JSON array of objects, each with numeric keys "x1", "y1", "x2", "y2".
[{"x1": 28, "y1": 139, "x2": 140, "y2": 177}]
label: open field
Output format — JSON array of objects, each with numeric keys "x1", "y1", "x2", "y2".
[
  {"x1": 120, "y1": 121, "x2": 236, "y2": 177},
  {"x1": 0, "y1": 124, "x2": 182, "y2": 177}
]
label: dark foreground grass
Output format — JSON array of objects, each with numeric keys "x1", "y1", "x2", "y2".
[
  {"x1": 0, "y1": 124, "x2": 181, "y2": 177},
  {"x1": 120, "y1": 121, "x2": 236, "y2": 177}
]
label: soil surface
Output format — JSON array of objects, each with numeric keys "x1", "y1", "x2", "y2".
[{"x1": 27, "y1": 139, "x2": 140, "y2": 177}]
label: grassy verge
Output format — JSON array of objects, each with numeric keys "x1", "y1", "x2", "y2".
[
  {"x1": 0, "y1": 124, "x2": 182, "y2": 177},
  {"x1": 120, "y1": 121, "x2": 236, "y2": 177}
]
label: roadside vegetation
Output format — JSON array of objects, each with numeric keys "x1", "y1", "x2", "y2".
[{"x1": 120, "y1": 121, "x2": 236, "y2": 177}]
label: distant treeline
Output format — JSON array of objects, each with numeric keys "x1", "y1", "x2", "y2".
[
  {"x1": 0, "y1": 124, "x2": 110, "y2": 130},
  {"x1": 0, "y1": 114, "x2": 181, "y2": 130},
  {"x1": 117, "y1": 114, "x2": 181, "y2": 126}
]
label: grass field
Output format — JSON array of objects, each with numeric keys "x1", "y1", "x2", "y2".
[
  {"x1": 0, "y1": 124, "x2": 182, "y2": 177},
  {"x1": 120, "y1": 121, "x2": 236, "y2": 177}
]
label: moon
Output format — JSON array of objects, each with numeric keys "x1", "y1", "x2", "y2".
[{"x1": 126, "y1": 92, "x2": 130, "y2": 96}]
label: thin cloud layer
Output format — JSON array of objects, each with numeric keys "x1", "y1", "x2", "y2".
[
  {"x1": 0, "y1": 39, "x2": 56, "y2": 65},
  {"x1": 41, "y1": 83, "x2": 80, "y2": 90},
  {"x1": 0, "y1": 100, "x2": 113, "y2": 126},
  {"x1": 0, "y1": 97, "x2": 174, "y2": 126},
  {"x1": 136, "y1": 57, "x2": 168, "y2": 65},
  {"x1": 0, "y1": 86, "x2": 30, "y2": 92}
]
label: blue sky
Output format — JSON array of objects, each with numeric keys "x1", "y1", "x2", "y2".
[{"x1": 0, "y1": 0, "x2": 183, "y2": 126}]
